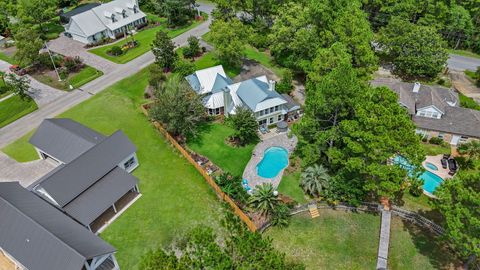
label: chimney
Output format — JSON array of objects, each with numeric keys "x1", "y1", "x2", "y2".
[
  {"x1": 413, "y1": 82, "x2": 420, "y2": 93},
  {"x1": 268, "y1": 80, "x2": 276, "y2": 92}
]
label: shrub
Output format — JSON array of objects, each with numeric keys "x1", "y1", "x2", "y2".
[
  {"x1": 58, "y1": 67, "x2": 69, "y2": 80},
  {"x1": 276, "y1": 69, "x2": 293, "y2": 94},
  {"x1": 63, "y1": 56, "x2": 83, "y2": 73},
  {"x1": 183, "y1": 36, "x2": 201, "y2": 59},
  {"x1": 37, "y1": 53, "x2": 63, "y2": 70},
  {"x1": 429, "y1": 136, "x2": 444, "y2": 145},
  {"x1": 270, "y1": 203, "x2": 290, "y2": 228},
  {"x1": 174, "y1": 58, "x2": 195, "y2": 77},
  {"x1": 148, "y1": 65, "x2": 167, "y2": 89},
  {"x1": 409, "y1": 178, "x2": 423, "y2": 197},
  {"x1": 109, "y1": 46, "x2": 123, "y2": 56},
  {"x1": 214, "y1": 172, "x2": 249, "y2": 205}
]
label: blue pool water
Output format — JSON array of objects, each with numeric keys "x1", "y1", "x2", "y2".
[
  {"x1": 425, "y1": 162, "x2": 438, "y2": 171},
  {"x1": 393, "y1": 156, "x2": 444, "y2": 194},
  {"x1": 256, "y1": 147, "x2": 289, "y2": 178}
]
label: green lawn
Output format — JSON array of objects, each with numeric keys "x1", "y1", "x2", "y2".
[
  {"x1": 278, "y1": 171, "x2": 308, "y2": 203},
  {"x1": 69, "y1": 66, "x2": 104, "y2": 88},
  {"x1": 89, "y1": 15, "x2": 207, "y2": 64},
  {"x1": 421, "y1": 142, "x2": 451, "y2": 156},
  {"x1": 449, "y1": 49, "x2": 480, "y2": 59},
  {"x1": 389, "y1": 217, "x2": 461, "y2": 269},
  {"x1": 0, "y1": 95, "x2": 38, "y2": 128},
  {"x1": 1, "y1": 67, "x2": 224, "y2": 269},
  {"x1": 265, "y1": 211, "x2": 380, "y2": 269},
  {"x1": 43, "y1": 19, "x2": 65, "y2": 40},
  {"x1": 186, "y1": 123, "x2": 254, "y2": 177},
  {"x1": 2, "y1": 130, "x2": 38, "y2": 162},
  {"x1": 459, "y1": 92, "x2": 480, "y2": 110},
  {"x1": 191, "y1": 51, "x2": 241, "y2": 78},
  {"x1": 31, "y1": 65, "x2": 103, "y2": 91},
  {"x1": 0, "y1": 51, "x2": 16, "y2": 64}
]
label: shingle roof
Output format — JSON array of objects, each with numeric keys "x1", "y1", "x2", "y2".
[
  {"x1": 32, "y1": 130, "x2": 136, "y2": 207},
  {"x1": 0, "y1": 182, "x2": 115, "y2": 270},
  {"x1": 29, "y1": 118, "x2": 106, "y2": 164},
  {"x1": 63, "y1": 167, "x2": 138, "y2": 226},
  {"x1": 236, "y1": 76, "x2": 283, "y2": 111},
  {"x1": 414, "y1": 106, "x2": 480, "y2": 138}
]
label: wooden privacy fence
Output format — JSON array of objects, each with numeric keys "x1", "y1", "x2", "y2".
[{"x1": 141, "y1": 104, "x2": 257, "y2": 232}]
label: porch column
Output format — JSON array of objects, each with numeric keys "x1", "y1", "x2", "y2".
[
  {"x1": 111, "y1": 254, "x2": 120, "y2": 270},
  {"x1": 112, "y1": 203, "x2": 117, "y2": 213}
]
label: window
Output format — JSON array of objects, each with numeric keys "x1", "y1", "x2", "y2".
[
  {"x1": 270, "y1": 107, "x2": 274, "y2": 113},
  {"x1": 459, "y1": 136, "x2": 469, "y2": 143},
  {"x1": 269, "y1": 117, "x2": 274, "y2": 124},
  {"x1": 278, "y1": 115, "x2": 283, "y2": 121},
  {"x1": 438, "y1": 132, "x2": 444, "y2": 139},
  {"x1": 275, "y1": 105, "x2": 279, "y2": 111},
  {"x1": 124, "y1": 156, "x2": 136, "y2": 170},
  {"x1": 259, "y1": 119, "x2": 267, "y2": 126},
  {"x1": 432, "y1": 113, "x2": 438, "y2": 118},
  {"x1": 264, "y1": 109, "x2": 269, "y2": 115},
  {"x1": 419, "y1": 111, "x2": 426, "y2": 117},
  {"x1": 260, "y1": 110, "x2": 264, "y2": 116}
]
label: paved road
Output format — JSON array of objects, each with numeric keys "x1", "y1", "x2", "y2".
[
  {"x1": 448, "y1": 54, "x2": 480, "y2": 71},
  {"x1": 0, "y1": 3, "x2": 213, "y2": 148}
]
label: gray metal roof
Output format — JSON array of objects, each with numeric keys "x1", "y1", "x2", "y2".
[
  {"x1": 414, "y1": 106, "x2": 480, "y2": 138},
  {"x1": 0, "y1": 182, "x2": 115, "y2": 270},
  {"x1": 60, "y1": 3, "x2": 101, "y2": 23},
  {"x1": 211, "y1": 74, "x2": 233, "y2": 93},
  {"x1": 236, "y1": 78, "x2": 282, "y2": 111},
  {"x1": 29, "y1": 118, "x2": 106, "y2": 164},
  {"x1": 33, "y1": 130, "x2": 136, "y2": 207},
  {"x1": 63, "y1": 167, "x2": 138, "y2": 226},
  {"x1": 281, "y1": 94, "x2": 301, "y2": 112},
  {"x1": 185, "y1": 73, "x2": 201, "y2": 93}
]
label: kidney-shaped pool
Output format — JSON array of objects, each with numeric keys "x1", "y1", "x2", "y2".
[{"x1": 256, "y1": 147, "x2": 289, "y2": 178}]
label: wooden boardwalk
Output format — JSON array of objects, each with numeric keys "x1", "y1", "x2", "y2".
[{"x1": 376, "y1": 210, "x2": 392, "y2": 270}]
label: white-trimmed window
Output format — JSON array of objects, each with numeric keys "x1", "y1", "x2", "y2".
[
  {"x1": 124, "y1": 156, "x2": 136, "y2": 170},
  {"x1": 269, "y1": 117, "x2": 274, "y2": 124},
  {"x1": 278, "y1": 115, "x2": 283, "y2": 121},
  {"x1": 438, "y1": 132, "x2": 444, "y2": 139}
]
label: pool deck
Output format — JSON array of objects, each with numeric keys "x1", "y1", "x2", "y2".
[
  {"x1": 422, "y1": 155, "x2": 453, "y2": 197},
  {"x1": 242, "y1": 132, "x2": 297, "y2": 191}
]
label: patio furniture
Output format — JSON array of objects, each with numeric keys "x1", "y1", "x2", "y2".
[
  {"x1": 448, "y1": 171, "x2": 456, "y2": 176},
  {"x1": 443, "y1": 154, "x2": 450, "y2": 159},
  {"x1": 448, "y1": 158, "x2": 457, "y2": 172},
  {"x1": 441, "y1": 158, "x2": 448, "y2": 169}
]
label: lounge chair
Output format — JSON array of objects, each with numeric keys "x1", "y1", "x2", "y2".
[
  {"x1": 448, "y1": 159, "x2": 457, "y2": 172},
  {"x1": 443, "y1": 154, "x2": 450, "y2": 159},
  {"x1": 441, "y1": 158, "x2": 448, "y2": 169}
]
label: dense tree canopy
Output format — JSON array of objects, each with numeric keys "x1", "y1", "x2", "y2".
[
  {"x1": 379, "y1": 17, "x2": 448, "y2": 79},
  {"x1": 16, "y1": 0, "x2": 58, "y2": 35},
  {"x1": 151, "y1": 30, "x2": 178, "y2": 70},
  {"x1": 153, "y1": 0, "x2": 195, "y2": 26},
  {"x1": 208, "y1": 18, "x2": 249, "y2": 68},
  {"x1": 13, "y1": 27, "x2": 43, "y2": 66},
  {"x1": 226, "y1": 106, "x2": 259, "y2": 146},
  {"x1": 434, "y1": 172, "x2": 480, "y2": 261}
]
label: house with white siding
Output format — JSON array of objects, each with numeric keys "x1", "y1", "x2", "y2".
[{"x1": 64, "y1": 0, "x2": 147, "y2": 44}]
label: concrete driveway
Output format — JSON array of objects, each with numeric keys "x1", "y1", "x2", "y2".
[
  {"x1": 0, "y1": 152, "x2": 57, "y2": 187},
  {"x1": 47, "y1": 36, "x2": 119, "y2": 73}
]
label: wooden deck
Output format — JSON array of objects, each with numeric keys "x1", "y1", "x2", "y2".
[{"x1": 0, "y1": 250, "x2": 16, "y2": 270}]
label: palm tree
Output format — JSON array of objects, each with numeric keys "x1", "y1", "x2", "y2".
[
  {"x1": 300, "y1": 164, "x2": 331, "y2": 197},
  {"x1": 458, "y1": 140, "x2": 480, "y2": 160},
  {"x1": 248, "y1": 183, "x2": 280, "y2": 216}
]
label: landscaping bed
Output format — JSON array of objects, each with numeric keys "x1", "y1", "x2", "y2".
[
  {"x1": 1, "y1": 67, "x2": 224, "y2": 269},
  {"x1": 89, "y1": 14, "x2": 208, "y2": 64}
]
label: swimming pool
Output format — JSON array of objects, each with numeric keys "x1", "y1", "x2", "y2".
[
  {"x1": 425, "y1": 162, "x2": 438, "y2": 171},
  {"x1": 393, "y1": 156, "x2": 444, "y2": 194},
  {"x1": 256, "y1": 147, "x2": 289, "y2": 178}
]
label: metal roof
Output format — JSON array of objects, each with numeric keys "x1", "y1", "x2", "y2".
[
  {"x1": 60, "y1": 3, "x2": 101, "y2": 23},
  {"x1": 0, "y1": 182, "x2": 115, "y2": 270},
  {"x1": 236, "y1": 76, "x2": 284, "y2": 111},
  {"x1": 63, "y1": 167, "x2": 138, "y2": 226},
  {"x1": 32, "y1": 130, "x2": 136, "y2": 207},
  {"x1": 29, "y1": 118, "x2": 106, "y2": 164},
  {"x1": 185, "y1": 65, "x2": 229, "y2": 94}
]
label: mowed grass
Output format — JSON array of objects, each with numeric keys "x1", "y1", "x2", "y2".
[
  {"x1": 2, "y1": 130, "x2": 37, "y2": 162},
  {"x1": 2, "y1": 67, "x2": 224, "y2": 269},
  {"x1": 278, "y1": 171, "x2": 308, "y2": 203},
  {"x1": 31, "y1": 65, "x2": 103, "y2": 91},
  {"x1": 389, "y1": 217, "x2": 461, "y2": 269},
  {"x1": 265, "y1": 210, "x2": 380, "y2": 269},
  {"x1": 0, "y1": 95, "x2": 38, "y2": 128},
  {"x1": 187, "y1": 123, "x2": 254, "y2": 177},
  {"x1": 421, "y1": 142, "x2": 451, "y2": 156},
  {"x1": 89, "y1": 15, "x2": 207, "y2": 64}
]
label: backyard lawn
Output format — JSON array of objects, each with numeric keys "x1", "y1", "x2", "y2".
[
  {"x1": 278, "y1": 171, "x2": 308, "y2": 203},
  {"x1": 31, "y1": 65, "x2": 103, "y2": 91},
  {"x1": 389, "y1": 217, "x2": 461, "y2": 269},
  {"x1": 187, "y1": 123, "x2": 254, "y2": 176},
  {"x1": 421, "y1": 142, "x2": 451, "y2": 156},
  {"x1": 189, "y1": 51, "x2": 240, "y2": 78},
  {"x1": 265, "y1": 211, "x2": 381, "y2": 269},
  {"x1": 89, "y1": 15, "x2": 207, "y2": 64},
  {"x1": 1, "y1": 67, "x2": 224, "y2": 269},
  {"x1": 0, "y1": 95, "x2": 38, "y2": 128}
]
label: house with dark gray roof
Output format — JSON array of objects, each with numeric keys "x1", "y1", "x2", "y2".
[
  {"x1": 185, "y1": 65, "x2": 301, "y2": 126},
  {"x1": 28, "y1": 119, "x2": 140, "y2": 233},
  {"x1": 371, "y1": 79, "x2": 480, "y2": 145},
  {"x1": 0, "y1": 182, "x2": 119, "y2": 270}
]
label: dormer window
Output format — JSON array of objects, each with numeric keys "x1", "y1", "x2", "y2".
[
  {"x1": 111, "y1": 14, "x2": 117, "y2": 22},
  {"x1": 122, "y1": 10, "x2": 127, "y2": 18},
  {"x1": 133, "y1": 5, "x2": 138, "y2": 13}
]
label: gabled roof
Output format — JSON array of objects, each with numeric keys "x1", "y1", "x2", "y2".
[
  {"x1": 69, "y1": 11, "x2": 106, "y2": 37},
  {"x1": 29, "y1": 118, "x2": 106, "y2": 163},
  {"x1": 60, "y1": 3, "x2": 101, "y2": 23},
  {"x1": 185, "y1": 65, "x2": 231, "y2": 94},
  {"x1": 414, "y1": 106, "x2": 480, "y2": 138},
  {"x1": 31, "y1": 130, "x2": 136, "y2": 207},
  {"x1": 281, "y1": 94, "x2": 301, "y2": 112},
  {"x1": 63, "y1": 167, "x2": 138, "y2": 226},
  {"x1": 236, "y1": 76, "x2": 286, "y2": 111},
  {"x1": 0, "y1": 182, "x2": 115, "y2": 270}
]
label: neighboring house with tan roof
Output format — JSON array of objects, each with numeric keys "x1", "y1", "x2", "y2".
[
  {"x1": 64, "y1": 0, "x2": 146, "y2": 44},
  {"x1": 371, "y1": 79, "x2": 480, "y2": 145}
]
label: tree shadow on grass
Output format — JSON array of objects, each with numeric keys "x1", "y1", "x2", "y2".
[
  {"x1": 186, "y1": 122, "x2": 214, "y2": 146},
  {"x1": 399, "y1": 218, "x2": 463, "y2": 269}
]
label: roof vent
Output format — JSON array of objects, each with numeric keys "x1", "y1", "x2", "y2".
[
  {"x1": 104, "y1": 11, "x2": 112, "y2": 18},
  {"x1": 114, "y1": 7, "x2": 124, "y2": 14},
  {"x1": 413, "y1": 82, "x2": 421, "y2": 93}
]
